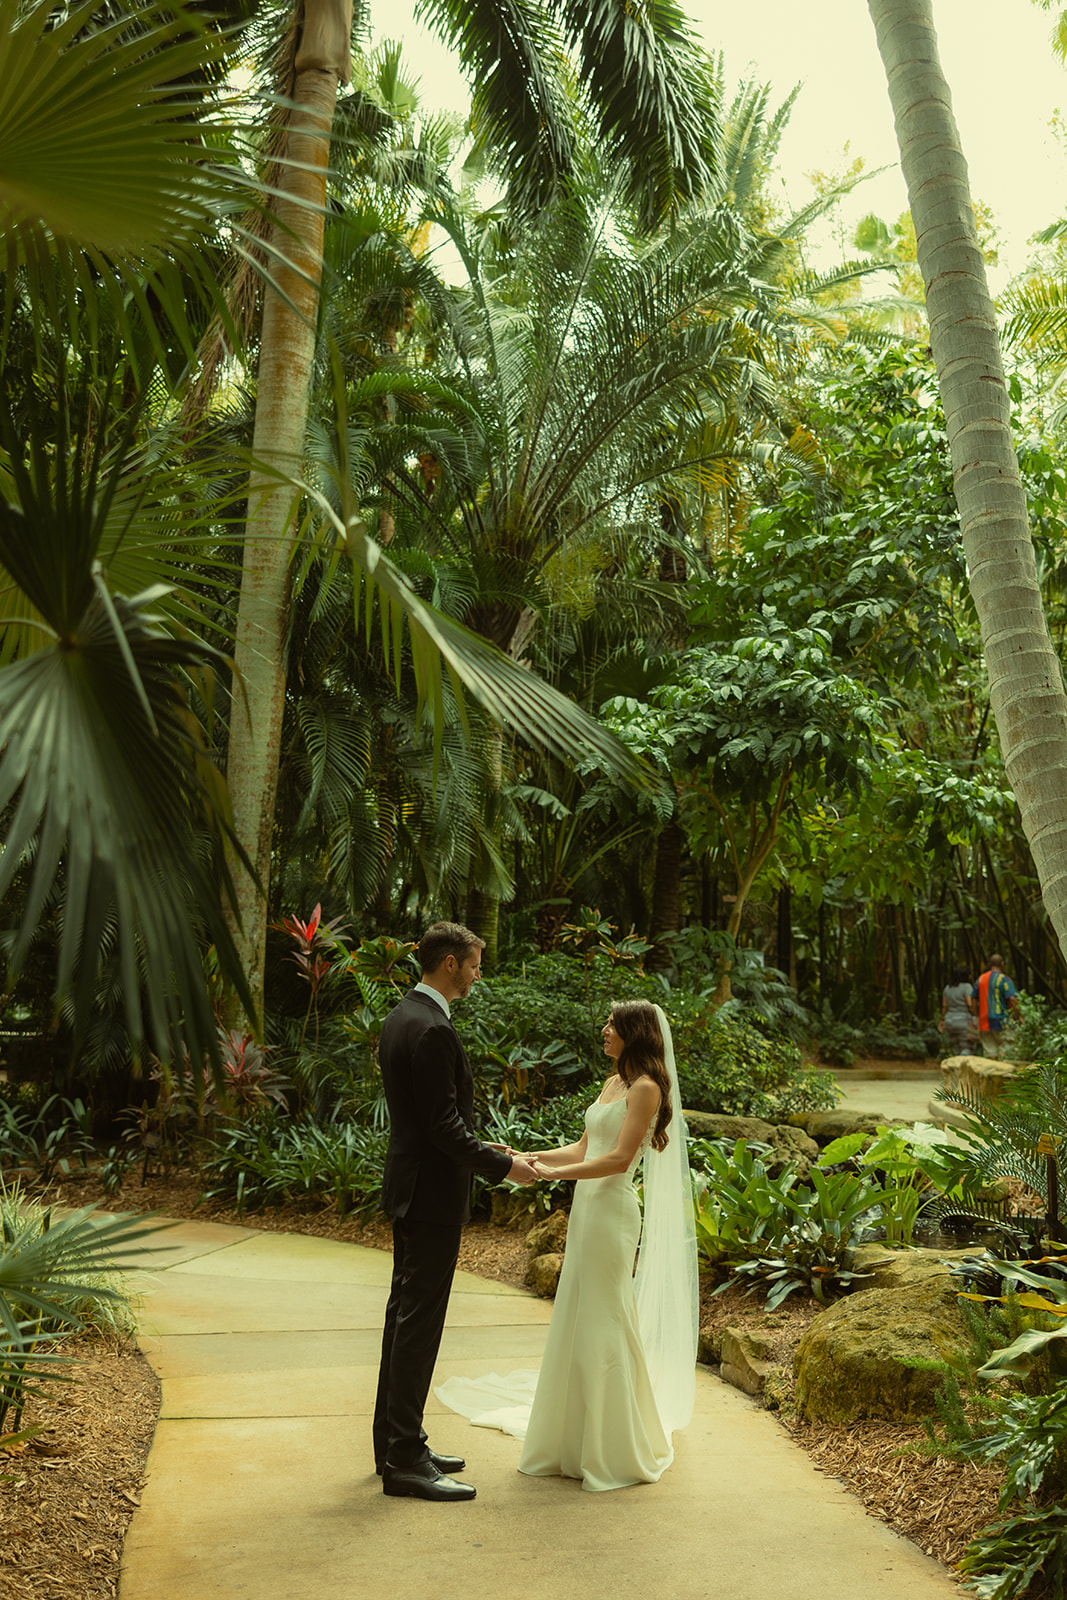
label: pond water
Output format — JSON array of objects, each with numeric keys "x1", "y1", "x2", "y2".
[{"x1": 859, "y1": 1216, "x2": 1040, "y2": 1253}]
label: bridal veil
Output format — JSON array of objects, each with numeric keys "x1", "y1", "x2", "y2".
[{"x1": 634, "y1": 1002, "x2": 698, "y2": 1432}]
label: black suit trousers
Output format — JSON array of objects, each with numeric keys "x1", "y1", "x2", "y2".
[{"x1": 372, "y1": 1216, "x2": 464, "y2": 1468}]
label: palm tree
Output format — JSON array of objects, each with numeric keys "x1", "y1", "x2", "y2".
[
  {"x1": 222, "y1": 0, "x2": 725, "y2": 1008},
  {"x1": 0, "y1": 0, "x2": 644, "y2": 1060},
  {"x1": 359, "y1": 179, "x2": 802, "y2": 954},
  {"x1": 0, "y1": 0, "x2": 263, "y2": 1067},
  {"x1": 868, "y1": 0, "x2": 1067, "y2": 968}
]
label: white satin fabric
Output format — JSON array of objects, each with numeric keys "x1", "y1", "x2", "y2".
[{"x1": 435, "y1": 1007, "x2": 698, "y2": 1491}]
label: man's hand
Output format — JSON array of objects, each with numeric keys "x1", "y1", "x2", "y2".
[{"x1": 507, "y1": 1155, "x2": 538, "y2": 1186}]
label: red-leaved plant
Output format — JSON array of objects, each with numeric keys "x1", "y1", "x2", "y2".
[
  {"x1": 273, "y1": 903, "x2": 348, "y2": 1049},
  {"x1": 202, "y1": 1031, "x2": 290, "y2": 1118}
]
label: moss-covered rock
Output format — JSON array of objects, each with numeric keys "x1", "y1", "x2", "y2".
[
  {"x1": 790, "y1": 1109, "x2": 903, "y2": 1145},
  {"x1": 524, "y1": 1253, "x2": 563, "y2": 1298},
  {"x1": 697, "y1": 1322, "x2": 723, "y2": 1365},
  {"x1": 526, "y1": 1211, "x2": 568, "y2": 1256},
  {"x1": 685, "y1": 1111, "x2": 777, "y2": 1142},
  {"x1": 762, "y1": 1367, "x2": 791, "y2": 1412},
  {"x1": 850, "y1": 1243, "x2": 977, "y2": 1294},
  {"x1": 794, "y1": 1279, "x2": 965, "y2": 1423}
]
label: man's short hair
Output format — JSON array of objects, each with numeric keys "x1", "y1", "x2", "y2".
[
  {"x1": 988, "y1": 953, "x2": 1005, "y2": 969},
  {"x1": 418, "y1": 921, "x2": 484, "y2": 976}
]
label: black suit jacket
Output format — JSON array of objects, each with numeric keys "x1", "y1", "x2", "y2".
[{"x1": 379, "y1": 990, "x2": 511, "y2": 1224}]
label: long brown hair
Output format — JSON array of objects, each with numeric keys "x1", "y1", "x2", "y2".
[{"x1": 610, "y1": 1000, "x2": 672, "y2": 1152}]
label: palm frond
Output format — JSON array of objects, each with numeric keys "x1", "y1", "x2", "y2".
[
  {"x1": 1001, "y1": 272, "x2": 1067, "y2": 360},
  {"x1": 415, "y1": 0, "x2": 577, "y2": 215},
  {"x1": 302, "y1": 478, "x2": 649, "y2": 784},
  {"x1": 0, "y1": 0, "x2": 251, "y2": 374},
  {"x1": 0, "y1": 397, "x2": 255, "y2": 1060}
]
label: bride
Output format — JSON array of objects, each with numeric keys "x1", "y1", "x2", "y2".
[{"x1": 437, "y1": 1000, "x2": 698, "y2": 1492}]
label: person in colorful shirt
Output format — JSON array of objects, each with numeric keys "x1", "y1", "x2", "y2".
[{"x1": 968, "y1": 954, "x2": 1022, "y2": 1059}]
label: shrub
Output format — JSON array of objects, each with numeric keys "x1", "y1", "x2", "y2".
[
  {"x1": 197, "y1": 1111, "x2": 387, "y2": 1218},
  {"x1": 458, "y1": 951, "x2": 651, "y2": 1064},
  {"x1": 471, "y1": 1088, "x2": 591, "y2": 1214},
  {"x1": 0, "y1": 1184, "x2": 159, "y2": 1452},
  {"x1": 0, "y1": 1094, "x2": 93, "y2": 1183},
  {"x1": 676, "y1": 1003, "x2": 838, "y2": 1119},
  {"x1": 1012, "y1": 993, "x2": 1067, "y2": 1067},
  {"x1": 956, "y1": 1387, "x2": 1067, "y2": 1600},
  {"x1": 808, "y1": 1002, "x2": 936, "y2": 1066}
]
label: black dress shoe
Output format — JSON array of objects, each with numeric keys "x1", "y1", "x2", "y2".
[
  {"x1": 375, "y1": 1448, "x2": 465, "y2": 1477},
  {"x1": 382, "y1": 1461, "x2": 476, "y2": 1501}
]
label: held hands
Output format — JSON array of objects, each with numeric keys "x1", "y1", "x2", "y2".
[{"x1": 487, "y1": 1141, "x2": 544, "y2": 1185}]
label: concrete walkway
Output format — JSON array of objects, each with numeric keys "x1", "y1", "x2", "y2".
[
  {"x1": 834, "y1": 1071, "x2": 944, "y2": 1126},
  {"x1": 121, "y1": 1214, "x2": 960, "y2": 1600}
]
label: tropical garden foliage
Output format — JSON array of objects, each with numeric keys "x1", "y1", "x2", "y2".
[{"x1": 10, "y1": 6, "x2": 1067, "y2": 1592}]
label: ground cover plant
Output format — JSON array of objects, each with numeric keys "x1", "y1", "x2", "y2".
[
  {"x1": 692, "y1": 1139, "x2": 883, "y2": 1306},
  {"x1": 911, "y1": 1251, "x2": 1067, "y2": 1599},
  {"x1": 0, "y1": 1184, "x2": 157, "y2": 1454}
]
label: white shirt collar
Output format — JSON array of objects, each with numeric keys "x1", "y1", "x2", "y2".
[{"x1": 413, "y1": 981, "x2": 450, "y2": 1017}]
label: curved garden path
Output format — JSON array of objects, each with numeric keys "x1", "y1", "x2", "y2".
[{"x1": 121, "y1": 1204, "x2": 959, "y2": 1600}]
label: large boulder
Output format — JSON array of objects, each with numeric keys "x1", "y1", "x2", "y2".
[
  {"x1": 850, "y1": 1243, "x2": 977, "y2": 1293},
  {"x1": 685, "y1": 1112, "x2": 777, "y2": 1142},
  {"x1": 765, "y1": 1125, "x2": 820, "y2": 1179},
  {"x1": 790, "y1": 1109, "x2": 902, "y2": 1145},
  {"x1": 794, "y1": 1279, "x2": 965, "y2": 1423},
  {"x1": 934, "y1": 1055, "x2": 1031, "y2": 1130}
]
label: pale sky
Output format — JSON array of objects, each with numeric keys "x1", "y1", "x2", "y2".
[{"x1": 367, "y1": 0, "x2": 1067, "y2": 287}]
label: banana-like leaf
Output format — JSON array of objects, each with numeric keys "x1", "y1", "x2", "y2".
[{"x1": 977, "y1": 1324, "x2": 1067, "y2": 1381}]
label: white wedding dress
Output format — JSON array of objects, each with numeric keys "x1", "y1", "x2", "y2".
[{"x1": 436, "y1": 1091, "x2": 676, "y2": 1492}]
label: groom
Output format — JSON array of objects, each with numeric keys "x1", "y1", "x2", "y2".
[{"x1": 373, "y1": 921, "x2": 536, "y2": 1502}]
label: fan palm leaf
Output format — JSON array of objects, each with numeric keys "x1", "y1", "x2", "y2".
[
  {"x1": 0, "y1": 1202, "x2": 169, "y2": 1347},
  {"x1": 0, "y1": 395, "x2": 254, "y2": 1061},
  {"x1": 0, "y1": 0, "x2": 253, "y2": 374}
]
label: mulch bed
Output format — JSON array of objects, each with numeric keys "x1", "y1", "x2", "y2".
[
  {"x1": 785, "y1": 1419, "x2": 1003, "y2": 1571},
  {"x1": 0, "y1": 1340, "x2": 159, "y2": 1600},
  {"x1": 7, "y1": 1163, "x2": 1009, "y2": 1592}
]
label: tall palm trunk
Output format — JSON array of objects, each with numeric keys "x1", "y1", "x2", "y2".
[
  {"x1": 465, "y1": 721, "x2": 504, "y2": 965},
  {"x1": 227, "y1": 2, "x2": 352, "y2": 1018},
  {"x1": 869, "y1": 0, "x2": 1067, "y2": 964},
  {"x1": 649, "y1": 818, "x2": 684, "y2": 969}
]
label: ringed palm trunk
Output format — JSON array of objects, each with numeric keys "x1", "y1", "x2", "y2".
[
  {"x1": 463, "y1": 601, "x2": 531, "y2": 965},
  {"x1": 227, "y1": 2, "x2": 352, "y2": 1019},
  {"x1": 466, "y1": 720, "x2": 504, "y2": 966},
  {"x1": 869, "y1": 0, "x2": 1067, "y2": 966}
]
